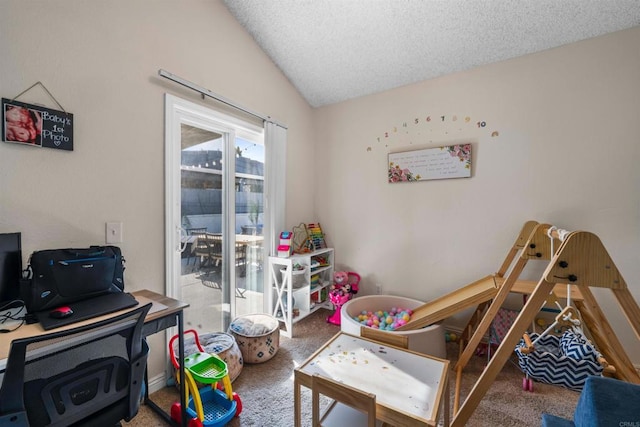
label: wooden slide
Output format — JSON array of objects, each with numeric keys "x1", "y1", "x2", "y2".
[
  {"x1": 395, "y1": 275, "x2": 500, "y2": 331},
  {"x1": 396, "y1": 220, "x2": 541, "y2": 332}
]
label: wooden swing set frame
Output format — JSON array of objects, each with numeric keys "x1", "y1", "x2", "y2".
[{"x1": 450, "y1": 222, "x2": 640, "y2": 426}]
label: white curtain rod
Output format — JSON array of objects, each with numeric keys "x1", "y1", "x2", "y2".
[{"x1": 158, "y1": 69, "x2": 287, "y2": 130}]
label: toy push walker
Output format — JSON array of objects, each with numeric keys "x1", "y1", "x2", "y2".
[{"x1": 169, "y1": 330, "x2": 242, "y2": 427}]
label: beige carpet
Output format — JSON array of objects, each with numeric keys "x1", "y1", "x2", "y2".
[{"x1": 125, "y1": 308, "x2": 579, "y2": 426}]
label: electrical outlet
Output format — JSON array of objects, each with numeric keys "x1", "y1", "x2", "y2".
[
  {"x1": 106, "y1": 222, "x2": 123, "y2": 244},
  {"x1": 376, "y1": 283, "x2": 382, "y2": 294}
]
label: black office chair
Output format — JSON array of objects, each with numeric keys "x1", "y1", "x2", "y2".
[{"x1": 0, "y1": 303, "x2": 151, "y2": 427}]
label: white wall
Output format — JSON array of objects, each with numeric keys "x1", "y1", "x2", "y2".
[
  {"x1": 0, "y1": 0, "x2": 316, "y2": 380},
  {"x1": 314, "y1": 27, "x2": 640, "y2": 364},
  {"x1": 2, "y1": 0, "x2": 639, "y2": 377}
]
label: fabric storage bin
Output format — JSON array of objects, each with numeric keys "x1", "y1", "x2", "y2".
[
  {"x1": 229, "y1": 313, "x2": 280, "y2": 364},
  {"x1": 280, "y1": 266, "x2": 306, "y2": 289}
]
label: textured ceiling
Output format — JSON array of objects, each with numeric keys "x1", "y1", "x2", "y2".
[{"x1": 223, "y1": 0, "x2": 640, "y2": 108}]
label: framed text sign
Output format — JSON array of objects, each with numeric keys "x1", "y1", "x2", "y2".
[
  {"x1": 388, "y1": 144, "x2": 471, "y2": 183},
  {"x1": 2, "y1": 98, "x2": 73, "y2": 150}
]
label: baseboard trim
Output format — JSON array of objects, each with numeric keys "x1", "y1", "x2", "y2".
[
  {"x1": 148, "y1": 372, "x2": 167, "y2": 394},
  {"x1": 444, "y1": 325, "x2": 489, "y2": 343}
]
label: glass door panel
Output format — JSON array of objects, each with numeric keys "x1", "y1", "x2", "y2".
[
  {"x1": 180, "y1": 124, "x2": 226, "y2": 333},
  {"x1": 234, "y1": 137, "x2": 265, "y2": 316},
  {"x1": 178, "y1": 127, "x2": 266, "y2": 333}
]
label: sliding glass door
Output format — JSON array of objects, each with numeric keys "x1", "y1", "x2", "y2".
[{"x1": 165, "y1": 95, "x2": 265, "y2": 335}]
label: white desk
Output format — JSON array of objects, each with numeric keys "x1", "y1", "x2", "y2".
[{"x1": 294, "y1": 332, "x2": 450, "y2": 427}]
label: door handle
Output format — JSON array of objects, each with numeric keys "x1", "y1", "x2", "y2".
[{"x1": 177, "y1": 226, "x2": 188, "y2": 252}]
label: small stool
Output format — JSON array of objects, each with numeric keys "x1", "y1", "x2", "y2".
[{"x1": 228, "y1": 313, "x2": 280, "y2": 364}]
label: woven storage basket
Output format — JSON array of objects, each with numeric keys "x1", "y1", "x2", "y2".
[{"x1": 228, "y1": 313, "x2": 280, "y2": 364}]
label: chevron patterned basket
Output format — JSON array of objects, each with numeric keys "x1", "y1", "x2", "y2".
[{"x1": 515, "y1": 330, "x2": 603, "y2": 391}]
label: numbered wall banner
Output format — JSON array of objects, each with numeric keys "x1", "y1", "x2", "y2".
[
  {"x1": 2, "y1": 98, "x2": 73, "y2": 150},
  {"x1": 388, "y1": 144, "x2": 471, "y2": 183}
]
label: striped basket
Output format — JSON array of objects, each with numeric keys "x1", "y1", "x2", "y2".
[{"x1": 515, "y1": 330, "x2": 603, "y2": 391}]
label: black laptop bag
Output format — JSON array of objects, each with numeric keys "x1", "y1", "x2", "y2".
[{"x1": 21, "y1": 246, "x2": 125, "y2": 313}]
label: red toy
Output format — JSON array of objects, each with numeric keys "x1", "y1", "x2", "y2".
[
  {"x1": 168, "y1": 330, "x2": 241, "y2": 427},
  {"x1": 326, "y1": 271, "x2": 360, "y2": 326}
]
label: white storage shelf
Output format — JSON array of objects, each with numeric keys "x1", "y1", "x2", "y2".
[{"x1": 268, "y1": 247, "x2": 334, "y2": 337}]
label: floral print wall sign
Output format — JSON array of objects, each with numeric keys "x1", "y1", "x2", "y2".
[{"x1": 388, "y1": 144, "x2": 472, "y2": 183}]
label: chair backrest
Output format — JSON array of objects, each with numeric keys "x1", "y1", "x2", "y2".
[
  {"x1": 311, "y1": 373, "x2": 376, "y2": 427},
  {"x1": 187, "y1": 227, "x2": 207, "y2": 236},
  {"x1": 191, "y1": 233, "x2": 206, "y2": 266},
  {"x1": 193, "y1": 232, "x2": 222, "y2": 261},
  {"x1": 207, "y1": 233, "x2": 223, "y2": 260},
  {"x1": 0, "y1": 303, "x2": 151, "y2": 427},
  {"x1": 347, "y1": 272, "x2": 361, "y2": 293},
  {"x1": 360, "y1": 326, "x2": 409, "y2": 349},
  {"x1": 235, "y1": 242, "x2": 247, "y2": 265},
  {"x1": 193, "y1": 231, "x2": 210, "y2": 253}
]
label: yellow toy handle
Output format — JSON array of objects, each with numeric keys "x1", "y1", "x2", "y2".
[
  {"x1": 221, "y1": 375, "x2": 233, "y2": 400},
  {"x1": 175, "y1": 368, "x2": 206, "y2": 422},
  {"x1": 185, "y1": 371, "x2": 205, "y2": 422}
]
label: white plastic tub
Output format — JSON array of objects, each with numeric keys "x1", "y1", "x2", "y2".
[{"x1": 341, "y1": 295, "x2": 446, "y2": 359}]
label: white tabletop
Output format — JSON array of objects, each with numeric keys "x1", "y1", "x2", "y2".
[{"x1": 297, "y1": 332, "x2": 449, "y2": 425}]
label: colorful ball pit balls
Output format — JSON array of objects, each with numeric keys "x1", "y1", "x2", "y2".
[{"x1": 354, "y1": 307, "x2": 413, "y2": 331}]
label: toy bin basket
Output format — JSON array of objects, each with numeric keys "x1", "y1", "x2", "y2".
[
  {"x1": 183, "y1": 352, "x2": 228, "y2": 384},
  {"x1": 187, "y1": 387, "x2": 236, "y2": 426},
  {"x1": 280, "y1": 266, "x2": 306, "y2": 289}
]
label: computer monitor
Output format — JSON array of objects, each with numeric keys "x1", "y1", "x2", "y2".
[{"x1": 0, "y1": 232, "x2": 22, "y2": 309}]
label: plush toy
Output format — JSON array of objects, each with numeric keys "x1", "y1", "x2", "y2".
[{"x1": 334, "y1": 271, "x2": 349, "y2": 289}]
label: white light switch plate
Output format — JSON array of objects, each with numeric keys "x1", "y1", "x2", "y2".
[{"x1": 106, "y1": 222, "x2": 123, "y2": 244}]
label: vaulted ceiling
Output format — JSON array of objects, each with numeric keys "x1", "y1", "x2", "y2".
[{"x1": 223, "y1": 0, "x2": 640, "y2": 107}]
